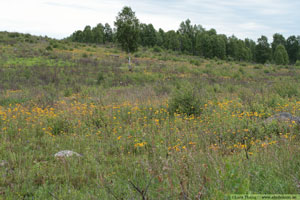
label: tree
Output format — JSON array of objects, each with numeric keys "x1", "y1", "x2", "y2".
[
  {"x1": 139, "y1": 23, "x2": 157, "y2": 47},
  {"x1": 201, "y1": 33, "x2": 213, "y2": 58},
  {"x1": 104, "y1": 23, "x2": 113, "y2": 43},
  {"x1": 83, "y1": 25, "x2": 92, "y2": 43},
  {"x1": 272, "y1": 33, "x2": 286, "y2": 54},
  {"x1": 178, "y1": 19, "x2": 195, "y2": 54},
  {"x1": 255, "y1": 35, "x2": 271, "y2": 64},
  {"x1": 245, "y1": 38, "x2": 256, "y2": 61},
  {"x1": 274, "y1": 44, "x2": 289, "y2": 65},
  {"x1": 286, "y1": 35, "x2": 299, "y2": 64},
  {"x1": 227, "y1": 35, "x2": 238, "y2": 60},
  {"x1": 155, "y1": 28, "x2": 165, "y2": 47},
  {"x1": 71, "y1": 30, "x2": 83, "y2": 42},
  {"x1": 211, "y1": 35, "x2": 226, "y2": 59},
  {"x1": 164, "y1": 30, "x2": 180, "y2": 51},
  {"x1": 92, "y1": 23, "x2": 104, "y2": 44},
  {"x1": 179, "y1": 34, "x2": 192, "y2": 54},
  {"x1": 114, "y1": 6, "x2": 140, "y2": 53},
  {"x1": 236, "y1": 40, "x2": 250, "y2": 61}
]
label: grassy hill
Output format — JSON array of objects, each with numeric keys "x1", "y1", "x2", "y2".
[{"x1": 1, "y1": 32, "x2": 300, "y2": 199}]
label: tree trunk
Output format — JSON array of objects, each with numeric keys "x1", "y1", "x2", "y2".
[{"x1": 128, "y1": 54, "x2": 133, "y2": 71}]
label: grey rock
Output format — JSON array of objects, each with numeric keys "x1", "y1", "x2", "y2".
[
  {"x1": 264, "y1": 112, "x2": 300, "y2": 124},
  {"x1": 54, "y1": 150, "x2": 82, "y2": 158}
]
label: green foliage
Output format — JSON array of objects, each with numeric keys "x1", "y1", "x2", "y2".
[
  {"x1": 189, "y1": 59, "x2": 202, "y2": 66},
  {"x1": 152, "y1": 45, "x2": 162, "y2": 53},
  {"x1": 286, "y1": 35, "x2": 299, "y2": 64},
  {"x1": 274, "y1": 45, "x2": 289, "y2": 65},
  {"x1": 97, "y1": 72, "x2": 105, "y2": 84},
  {"x1": 45, "y1": 45, "x2": 53, "y2": 51},
  {"x1": 62, "y1": 7, "x2": 300, "y2": 66},
  {"x1": 163, "y1": 30, "x2": 180, "y2": 51},
  {"x1": 168, "y1": 83, "x2": 202, "y2": 116},
  {"x1": 140, "y1": 23, "x2": 157, "y2": 47},
  {"x1": 255, "y1": 35, "x2": 271, "y2": 64},
  {"x1": 115, "y1": 6, "x2": 140, "y2": 53},
  {"x1": 49, "y1": 118, "x2": 72, "y2": 135},
  {"x1": 272, "y1": 33, "x2": 286, "y2": 53}
]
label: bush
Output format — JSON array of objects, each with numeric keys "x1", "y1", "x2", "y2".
[
  {"x1": 50, "y1": 118, "x2": 72, "y2": 135},
  {"x1": 97, "y1": 72, "x2": 105, "y2": 84},
  {"x1": 45, "y1": 46, "x2": 53, "y2": 51},
  {"x1": 168, "y1": 83, "x2": 202, "y2": 116},
  {"x1": 152, "y1": 46, "x2": 162, "y2": 53},
  {"x1": 189, "y1": 59, "x2": 201, "y2": 66}
]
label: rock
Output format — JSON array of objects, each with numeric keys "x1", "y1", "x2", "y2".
[
  {"x1": 264, "y1": 112, "x2": 300, "y2": 125},
  {"x1": 54, "y1": 150, "x2": 82, "y2": 158},
  {"x1": 0, "y1": 160, "x2": 8, "y2": 167}
]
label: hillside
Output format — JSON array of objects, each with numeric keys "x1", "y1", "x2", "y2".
[{"x1": 1, "y1": 32, "x2": 300, "y2": 199}]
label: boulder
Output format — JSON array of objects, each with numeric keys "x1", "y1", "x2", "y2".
[
  {"x1": 54, "y1": 150, "x2": 82, "y2": 158},
  {"x1": 264, "y1": 112, "x2": 300, "y2": 125}
]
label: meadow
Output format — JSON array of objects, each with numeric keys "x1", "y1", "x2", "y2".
[{"x1": 0, "y1": 32, "x2": 300, "y2": 199}]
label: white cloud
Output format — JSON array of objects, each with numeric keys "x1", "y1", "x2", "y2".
[{"x1": 0, "y1": 0, "x2": 299, "y2": 40}]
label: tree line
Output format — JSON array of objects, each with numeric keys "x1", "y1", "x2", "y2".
[{"x1": 69, "y1": 6, "x2": 300, "y2": 65}]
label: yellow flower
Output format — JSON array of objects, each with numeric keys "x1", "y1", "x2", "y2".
[
  {"x1": 134, "y1": 142, "x2": 147, "y2": 147},
  {"x1": 261, "y1": 143, "x2": 267, "y2": 148},
  {"x1": 117, "y1": 136, "x2": 122, "y2": 140}
]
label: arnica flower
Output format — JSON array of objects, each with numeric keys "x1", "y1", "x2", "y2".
[{"x1": 134, "y1": 142, "x2": 147, "y2": 148}]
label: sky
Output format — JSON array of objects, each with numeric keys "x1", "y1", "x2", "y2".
[{"x1": 0, "y1": 0, "x2": 299, "y2": 41}]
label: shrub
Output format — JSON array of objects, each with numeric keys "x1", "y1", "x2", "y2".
[
  {"x1": 254, "y1": 64, "x2": 263, "y2": 69},
  {"x1": 168, "y1": 83, "x2": 202, "y2": 116},
  {"x1": 134, "y1": 52, "x2": 142, "y2": 58},
  {"x1": 97, "y1": 72, "x2": 105, "y2": 85},
  {"x1": 52, "y1": 43, "x2": 59, "y2": 48},
  {"x1": 45, "y1": 46, "x2": 53, "y2": 51},
  {"x1": 189, "y1": 59, "x2": 201, "y2": 66},
  {"x1": 49, "y1": 118, "x2": 72, "y2": 135},
  {"x1": 152, "y1": 45, "x2": 162, "y2": 53}
]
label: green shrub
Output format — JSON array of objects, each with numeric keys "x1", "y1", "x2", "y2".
[
  {"x1": 134, "y1": 52, "x2": 142, "y2": 58},
  {"x1": 152, "y1": 46, "x2": 162, "y2": 53},
  {"x1": 45, "y1": 46, "x2": 53, "y2": 51},
  {"x1": 97, "y1": 72, "x2": 105, "y2": 85},
  {"x1": 52, "y1": 43, "x2": 59, "y2": 48},
  {"x1": 168, "y1": 83, "x2": 202, "y2": 116},
  {"x1": 49, "y1": 118, "x2": 72, "y2": 135},
  {"x1": 239, "y1": 67, "x2": 245, "y2": 74},
  {"x1": 254, "y1": 64, "x2": 263, "y2": 69},
  {"x1": 189, "y1": 59, "x2": 201, "y2": 66}
]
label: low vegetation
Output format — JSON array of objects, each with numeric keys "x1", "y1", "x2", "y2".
[{"x1": 1, "y1": 32, "x2": 300, "y2": 199}]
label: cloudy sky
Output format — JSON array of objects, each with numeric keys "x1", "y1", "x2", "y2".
[{"x1": 0, "y1": 0, "x2": 299, "y2": 41}]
